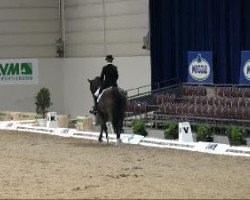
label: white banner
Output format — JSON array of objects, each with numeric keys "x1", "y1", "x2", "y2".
[
  {"x1": 0, "y1": 58, "x2": 39, "y2": 85},
  {"x1": 0, "y1": 121, "x2": 249, "y2": 157}
]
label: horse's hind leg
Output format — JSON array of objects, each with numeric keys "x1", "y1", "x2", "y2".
[
  {"x1": 114, "y1": 122, "x2": 122, "y2": 146},
  {"x1": 103, "y1": 123, "x2": 109, "y2": 145}
]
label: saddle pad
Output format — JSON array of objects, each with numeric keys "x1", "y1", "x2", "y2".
[{"x1": 97, "y1": 87, "x2": 111, "y2": 102}]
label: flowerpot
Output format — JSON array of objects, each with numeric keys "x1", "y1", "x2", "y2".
[
  {"x1": 229, "y1": 138, "x2": 246, "y2": 146},
  {"x1": 37, "y1": 119, "x2": 46, "y2": 127},
  {"x1": 205, "y1": 137, "x2": 214, "y2": 142}
]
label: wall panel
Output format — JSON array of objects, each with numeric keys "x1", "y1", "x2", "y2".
[
  {"x1": 106, "y1": 28, "x2": 148, "y2": 43},
  {"x1": 65, "y1": 0, "x2": 149, "y2": 57},
  {"x1": 106, "y1": 14, "x2": 148, "y2": 29},
  {"x1": 0, "y1": 21, "x2": 58, "y2": 34},
  {"x1": 0, "y1": 0, "x2": 58, "y2": 58},
  {"x1": 66, "y1": 4, "x2": 103, "y2": 19},
  {"x1": 67, "y1": 18, "x2": 104, "y2": 32},
  {"x1": 0, "y1": 0, "x2": 58, "y2": 8},
  {"x1": 105, "y1": 0, "x2": 148, "y2": 16},
  {"x1": 0, "y1": 8, "x2": 58, "y2": 21},
  {"x1": 67, "y1": 31, "x2": 104, "y2": 45},
  {"x1": 106, "y1": 43, "x2": 148, "y2": 56},
  {"x1": 0, "y1": 46, "x2": 55, "y2": 58},
  {"x1": 0, "y1": 33, "x2": 57, "y2": 47},
  {"x1": 66, "y1": 44, "x2": 105, "y2": 57}
]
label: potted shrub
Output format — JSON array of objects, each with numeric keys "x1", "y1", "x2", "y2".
[
  {"x1": 226, "y1": 126, "x2": 246, "y2": 146},
  {"x1": 163, "y1": 121, "x2": 178, "y2": 140},
  {"x1": 34, "y1": 87, "x2": 53, "y2": 119},
  {"x1": 195, "y1": 123, "x2": 213, "y2": 142},
  {"x1": 132, "y1": 119, "x2": 148, "y2": 136}
]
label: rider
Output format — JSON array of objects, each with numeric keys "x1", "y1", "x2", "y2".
[{"x1": 89, "y1": 55, "x2": 119, "y2": 115}]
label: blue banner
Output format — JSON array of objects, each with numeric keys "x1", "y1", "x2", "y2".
[
  {"x1": 239, "y1": 51, "x2": 250, "y2": 84},
  {"x1": 187, "y1": 51, "x2": 213, "y2": 84}
]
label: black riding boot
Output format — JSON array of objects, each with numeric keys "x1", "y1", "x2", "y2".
[{"x1": 89, "y1": 97, "x2": 98, "y2": 115}]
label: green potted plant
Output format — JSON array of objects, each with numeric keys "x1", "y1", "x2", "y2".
[
  {"x1": 34, "y1": 87, "x2": 53, "y2": 119},
  {"x1": 195, "y1": 123, "x2": 213, "y2": 142},
  {"x1": 163, "y1": 121, "x2": 178, "y2": 140},
  {"x1": 226, "y1": 126, "x2": 246, "y2": 146},
  {"x1": 132, "y1": 119, "x2": 148, "y2": 137}
]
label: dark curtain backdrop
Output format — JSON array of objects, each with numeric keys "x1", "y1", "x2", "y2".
[{"x1": 150, "y1": 0, "x2": 250, "y2": 88}]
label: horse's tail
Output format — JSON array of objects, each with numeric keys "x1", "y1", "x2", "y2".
[{"x1": 112, "y1": 88, "x2": 127, "y2": 133}]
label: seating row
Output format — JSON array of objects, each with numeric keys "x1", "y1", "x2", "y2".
[
  {"x1": 158, "y1": 102, "x2": 250, "y2": 120},
  {"x1": 188, "y1": 96, "x2": 250, "y2": 108},
  {"x1": 217, "y1": 87, "x2": 250, "y2": 98},
  {"x1": 182, "y1": 85, "x2": 207, "y2": 96}
]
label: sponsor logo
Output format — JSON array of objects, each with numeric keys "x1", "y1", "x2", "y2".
[
  {"x1": 73, "y1": 132, "x2": 98, "y2": 138},
  {"x1": 0, "y1": 59, "x2": 38, "y2": 84},
  {"x1": 142, "y1": 140, "x2": 195, "y2": 148},
  {"x1": 205, "y1": 144, "x2": 218, "y2": 151},
  {"x1": 6, "y1": 123, "x2": 13, "y2": 127},
  {"x1": 189, "y1": 54, "x2": 210, "y2": 81},
  {"x1": 243, "y1": 60, "x2": 250, "y2": 81},
  {"x1": 226, "y1": 149, "x2": 250, "y2": 155},
  {"x1": 125, "y1": 135, "x2": 135, "y2": 142},
  {"x1": 0, "y1": 62, "x2": 33, "y2": 81},
  {"x1": 61, "y1": 129, "x2": 69, "y2": 134}
]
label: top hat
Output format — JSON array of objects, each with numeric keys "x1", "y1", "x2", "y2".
[{"x1": 105, "y1": 55, "x2": 114, "y2": 61}]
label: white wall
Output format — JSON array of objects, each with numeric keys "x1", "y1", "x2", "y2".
[
  {"x1": 0, "y1": 0, "x2": 151, "y2": 118},
  {"x1": 62, "y1": 56, "x2": 150, "y2": 117},
  {"x1": 65, "y1": 0, "x2": 149, "y2": 57},
  {"x1": 0, "y1": 56, "x2": 150, "y2": 117},
  {"x1": 0, "y1": 0, "x2": 149, "y2": 58},
  {"x1": 0, "y1": 0, "x2": 59, "y2": 58},
  {"x1": 0, "y1": 59, "x2": 64, "y2": 113}
]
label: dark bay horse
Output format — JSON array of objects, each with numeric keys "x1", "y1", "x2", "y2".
[{"x1": 88, "y1": 77, "x2": 127, "y2": 145}]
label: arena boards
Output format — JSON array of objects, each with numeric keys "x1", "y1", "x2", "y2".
[{"x1": 0, "y1": 121, "x2": 249, "y2": 158}]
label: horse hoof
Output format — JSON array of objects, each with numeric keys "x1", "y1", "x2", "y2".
[
  {"x1": 106, "y1": 137, "x2": 110, "y2": 145},
  {"x1": 116, "y1": 139, "x2": 122, "y2": 146},
  {"x1": 98, "y1": 138, "x2": 103, "y2": 143}
]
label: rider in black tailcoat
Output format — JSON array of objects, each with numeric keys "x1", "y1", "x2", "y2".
[{"x1": 89, "y1": 55, "x2": 119, "y2": 115}]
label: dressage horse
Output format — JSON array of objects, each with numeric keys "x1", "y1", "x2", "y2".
[{"x1": 88, "y1": 77, "x2": 127, "y2": 145}]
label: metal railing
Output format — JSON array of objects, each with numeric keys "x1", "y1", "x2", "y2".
[{"x1": 126, "y1": 78, "x2": 181, "y2": 99}]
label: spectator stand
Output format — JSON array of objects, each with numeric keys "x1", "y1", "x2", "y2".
[{"x1": 125, "y1": 82, "x2": 250, "y2": 134}]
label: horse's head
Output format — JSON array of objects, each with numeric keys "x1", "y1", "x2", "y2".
[{"x1": 88, "y1": 76, "x2": 102, "y2": 95}]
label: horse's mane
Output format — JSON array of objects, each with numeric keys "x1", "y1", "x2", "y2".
[
  {"x1": 89, "y1": 76, "x2": 102, "y2": 95},
  {"x1": 94, "y1": 76, "x2": 101, "y2": 81}
]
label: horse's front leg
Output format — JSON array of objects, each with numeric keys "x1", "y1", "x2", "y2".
[
  {"x1": 98, "y1": 124, "x2": 104, "y2": 142},
  {"x1": 116, "y1": 135, "x2": 122, "y2": 146}
]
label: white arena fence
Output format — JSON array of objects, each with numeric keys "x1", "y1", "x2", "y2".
[{"x1": 0, "y1": 120, "x2": 249, "y2": 158}]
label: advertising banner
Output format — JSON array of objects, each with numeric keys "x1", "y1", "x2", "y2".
[
  {"x1": 239, "y1": 51, "x2": 250, "y2": 84},
  {"x1": 0, "y1": 59, "x2": 38, "y2": 85},
  {"x1": 187, "y1": 51, "x2": 213, "y2": 84}
]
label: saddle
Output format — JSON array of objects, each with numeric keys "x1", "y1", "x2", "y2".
[{"x1": 96, "y1": 87, "x2": 127, "y2": 102}]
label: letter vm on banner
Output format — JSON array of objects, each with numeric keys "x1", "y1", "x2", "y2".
[{"x1": 0, "y1": 59, "x2": 39, "y2": 85}]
